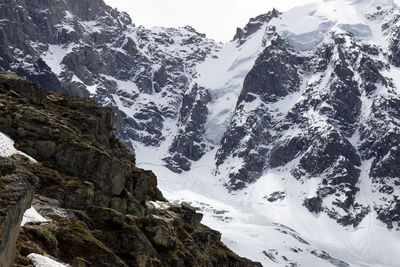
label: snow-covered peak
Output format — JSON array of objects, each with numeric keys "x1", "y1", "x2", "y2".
[{"x1": 270, "y1": 0, "x2": 397, "y2": 50}]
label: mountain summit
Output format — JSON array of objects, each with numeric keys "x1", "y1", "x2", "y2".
[{"x1": 270, "y1": 0, "x2": 397, "y2": 50}]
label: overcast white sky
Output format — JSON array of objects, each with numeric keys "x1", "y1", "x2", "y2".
[{"x1": 104, "y1": 0, "x2": 318, "y2": 42}]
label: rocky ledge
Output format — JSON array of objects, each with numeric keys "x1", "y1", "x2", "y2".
[{"x1": 0, "y1": 72, "x2": 260, "y2": 266}]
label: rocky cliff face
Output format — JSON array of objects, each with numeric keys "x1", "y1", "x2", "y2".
[
  {"x1": 0, "y1": 156, "x2": 38, "y2": 267},
  {"x1": 0, "y1": 72, "x2": 259, "y2": 266},
  {"x1": 211, "y1": 3, "x2": 400, "y2": 228},
  {"x1": 0, "y1": 72, "x2": 163, "y2": 212},
  {"x1": 0, "y1": 0, "x2": 219, "y2": 155}
]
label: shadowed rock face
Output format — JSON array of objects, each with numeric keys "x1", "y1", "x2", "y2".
[
  {"x1": 388, "y1": 24, "x2": 400, "y2": 67},
  {"x1": 240, "y1": 35, "x2": 301, "y2": 103},
  {"x1": 233, "y1": 9, "x2": 280, "y2": 43},
  {"x1": 164, "y1": 84, "x2": 212, "y2": 172},
  {"x1": 0, "y1": 73, "x2": 260, "y2": 267},
  {"x1": 215, "y1": 32, "x2": 302, "y2": 191},
  {"x1": 0, "y1": 156, "x2": 38, "y2": 267},
  {"x1": 0, "y1": 72, "x2": 161, "y2": 211}
]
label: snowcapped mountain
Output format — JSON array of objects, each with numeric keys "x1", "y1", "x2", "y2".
[
  {"x1": 0, "y1": 0, "x2": 219, "y2": 153},
  {"x1": 2, "y1": 0, "x2": 400, "y2": 266}
]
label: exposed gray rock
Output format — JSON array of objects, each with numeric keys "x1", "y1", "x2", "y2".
[
  {"x1": 234, "y1": 9, "x2": 280, "y2": 43},
  {"x1": 32, "y1": 195, "x2": 75, "y2": 221},
  {"x1": 165, "y1": 84, "x2": 211, "y2": 172},
  {"x1": 0, "y1": 0, "x2": 219, "y2": 157},
  {"x1": 216, "y1": 30, "x2": 301, "y2": 190}
]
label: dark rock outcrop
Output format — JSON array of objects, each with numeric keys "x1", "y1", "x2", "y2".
[
  {"x1": 215, "y1": 31, "x2": 301, "y2": 190},
  {"x1": 233, "y1": 9, "x2": 280, "y2": 44},
  {"x1": 388, "y1": 25, "x2": 400, "y2": 67},
  {"x1": 239, "y1": 34, "x2": 301, "y2": 103},
  {"x1": 0, "y1": 73, "x2": 259, "y2": 266},
  {"x1": 0, "y1": 156, "x2": 38, "y2": 267},
  {"x1": 164, "y1": 84, "x2": 212, "y2": 172},
  {"x1": 0, "y1": 72, "x2": 164, "y2": 212}
]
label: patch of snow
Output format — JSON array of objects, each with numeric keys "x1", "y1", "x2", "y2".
[
  {"x1": 41, "y1": 44, "x2": 75, "y2": 75},
  {"x1": 21, "y1": 207, "x2": 48, "y2": 226},
  {"x1": 338, "y1": 23, "x2": 373, "y2": 37},
  {"x1": 70, "y1": 75, "x2": 98, "y2": 95},
  {"x1": 0, "y1": 132, "x2": 36, "y2": 162},
  {"x1": 80, "y1": 20, "x2": 103, "y2": 33},
  {"x1": 270, "y1": 0, "x2": 398, "y2": 50},
  {"x1": 27, "y1": 254, "x2": 68, "y2": 267}
]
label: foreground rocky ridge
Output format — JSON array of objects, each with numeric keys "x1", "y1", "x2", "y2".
[
  {"x1": 0, "y1": 156, "x2": 37, "y2": 267},
  {"x1": 0, "y1": 72, "x2": 259, "y2": 267}
]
